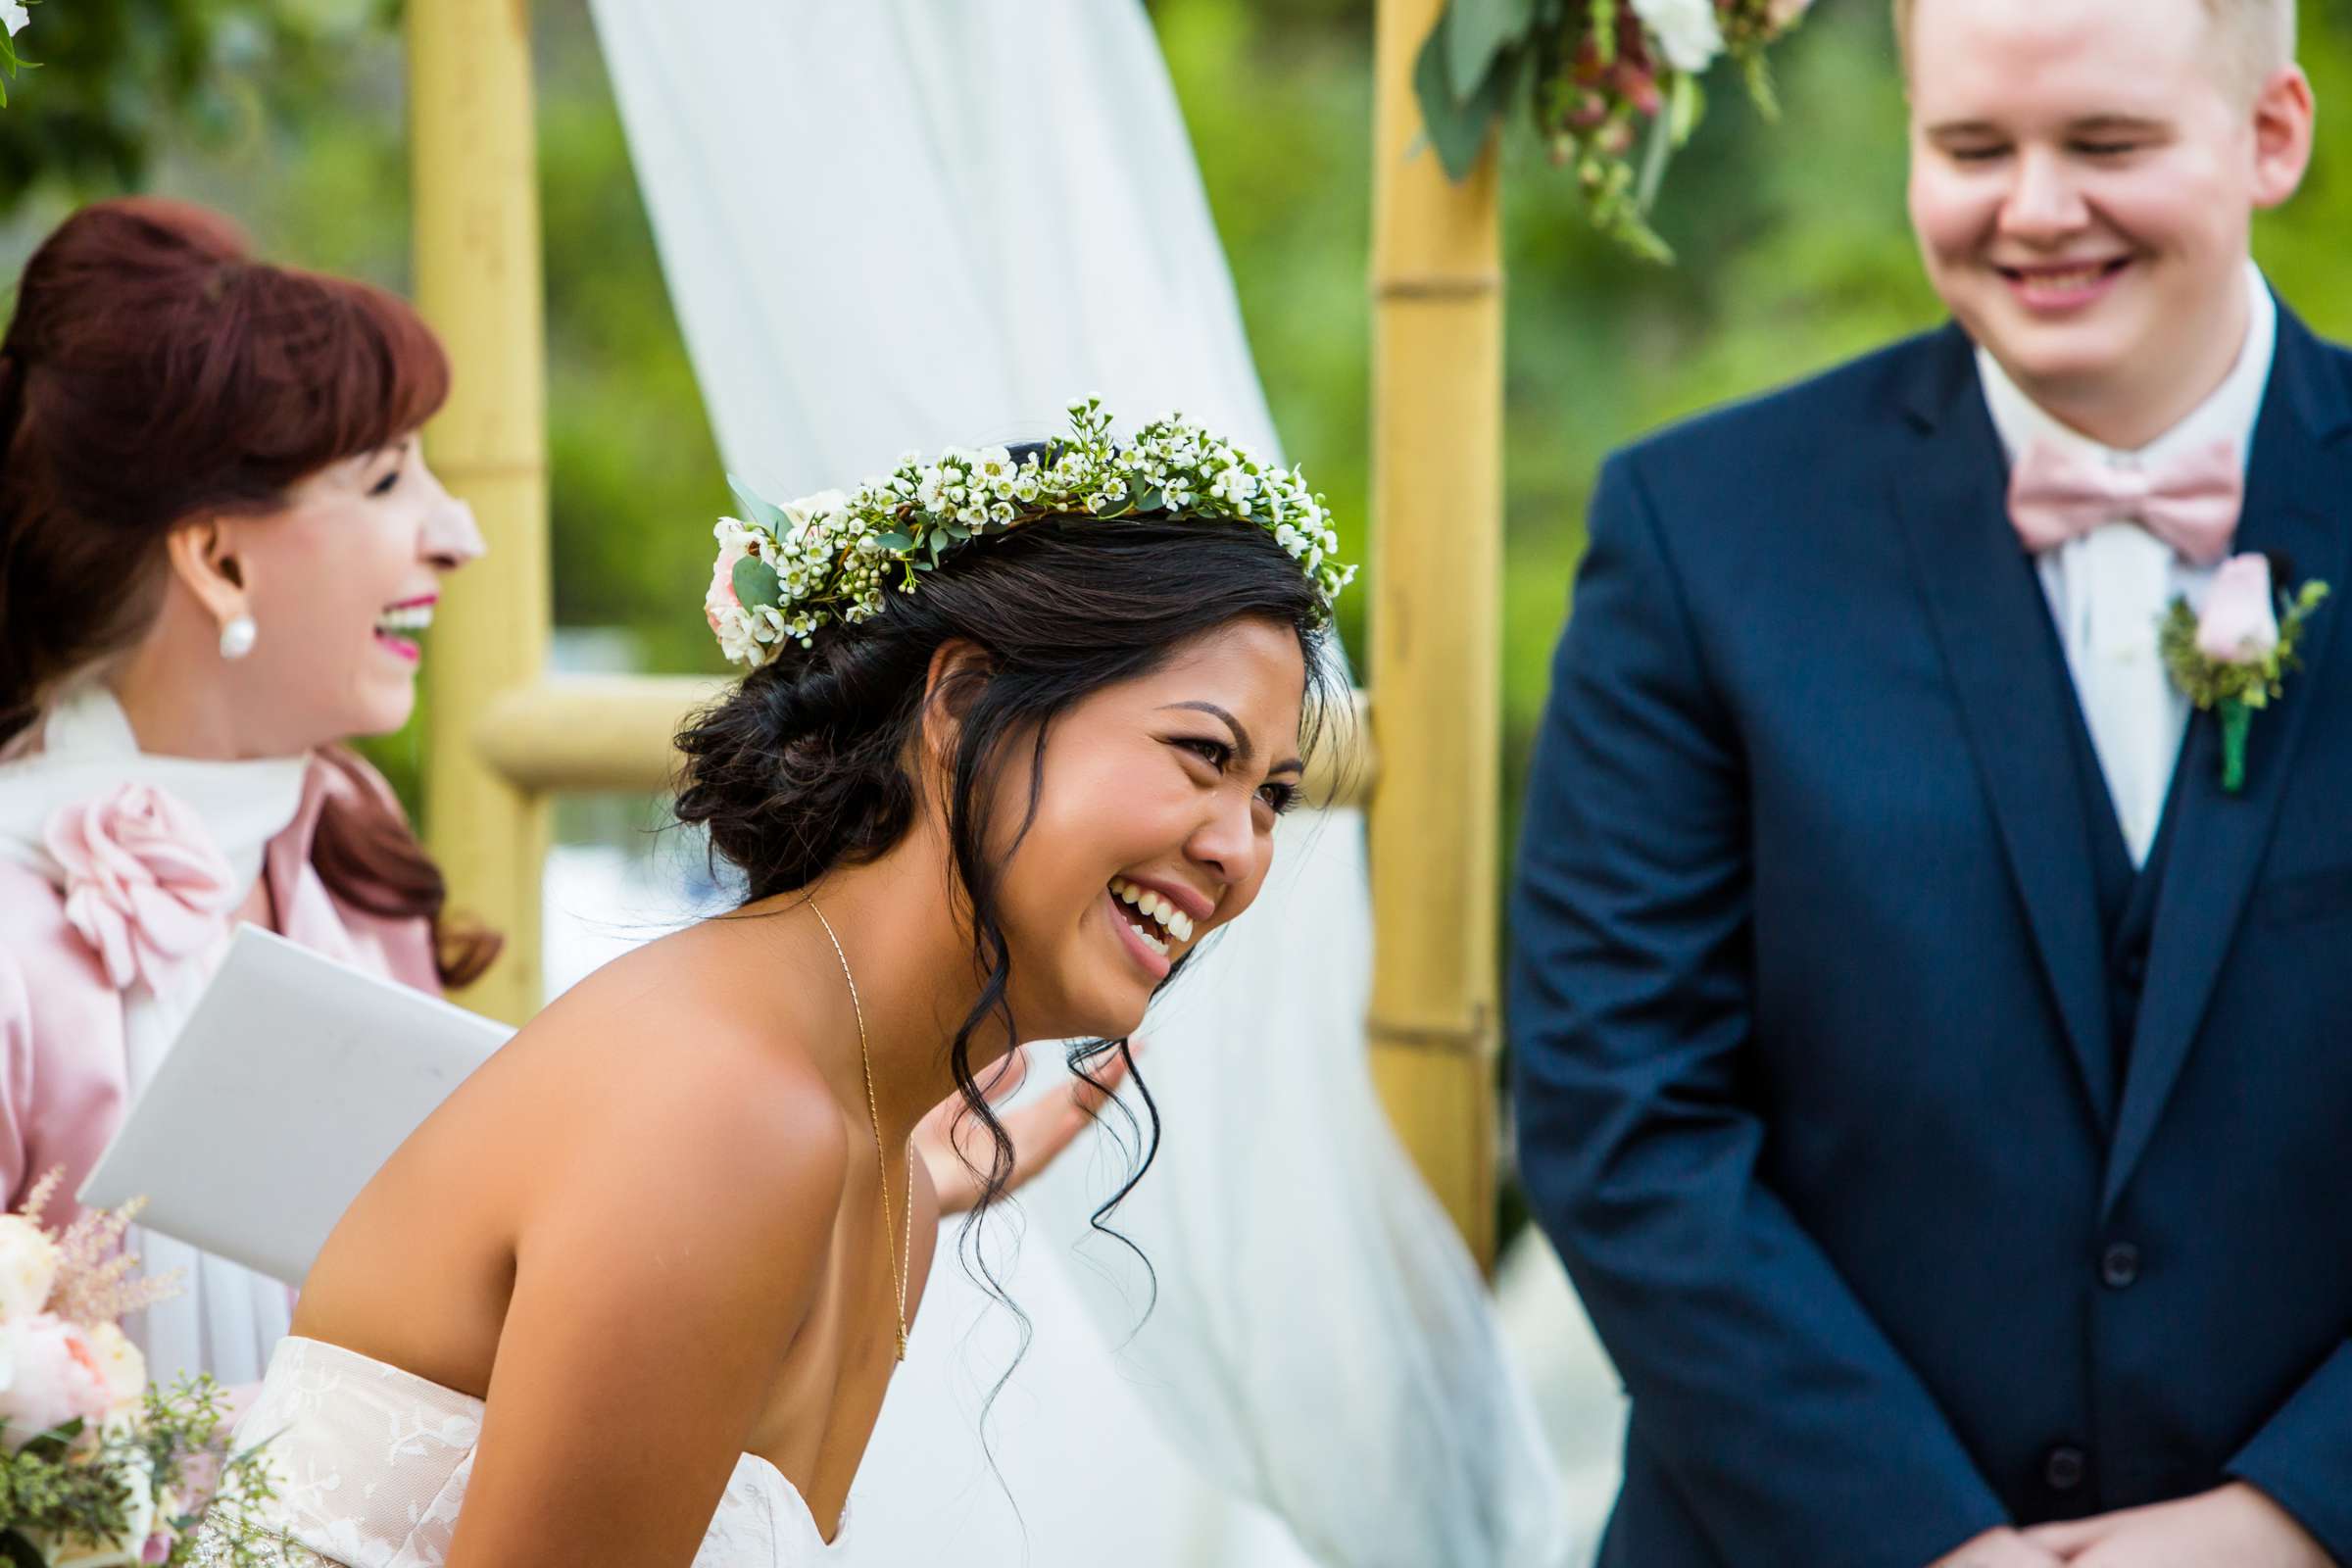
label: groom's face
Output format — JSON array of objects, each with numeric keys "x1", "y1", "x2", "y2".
[{"x1": 1904, "y1": 0, "x2": 2310, "y2": 429}]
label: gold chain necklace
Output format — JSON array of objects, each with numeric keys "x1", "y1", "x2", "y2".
[{"x1": 810, "y1": 903, "x2": 915, "y2": 1362}]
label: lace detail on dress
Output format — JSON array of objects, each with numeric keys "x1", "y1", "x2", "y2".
[{"x1": 192, "y1": 1337, "x2": 846, "y2": 1567}]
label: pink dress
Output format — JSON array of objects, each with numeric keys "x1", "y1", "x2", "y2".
[{"x1": 0, "y1": 753, "x2": 442, "y2": 1218}]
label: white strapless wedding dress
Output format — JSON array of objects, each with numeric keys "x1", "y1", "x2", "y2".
[{"x1": 193, "y1": 1338, "x2": 850, "y2": 1566}]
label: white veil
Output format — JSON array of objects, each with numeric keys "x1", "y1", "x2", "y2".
[{"x1": 581, "y1": 4, "x2": 1566, "y2": 1563}]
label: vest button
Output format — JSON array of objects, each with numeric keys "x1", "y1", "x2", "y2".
[
  {"x1": 2101, "y1": 1242, "x2": 2141, "y2": 1290},
  {"x1": 2044, "y1": 1446, "x2": 2088, "y2": 1492}
]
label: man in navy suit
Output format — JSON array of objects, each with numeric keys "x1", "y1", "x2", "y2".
[{"x1": 1509, "y1": 0, "x2": 2350, "y2": 1563}]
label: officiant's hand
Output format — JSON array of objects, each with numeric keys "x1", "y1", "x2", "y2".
[
  {"x1": 1928, "y1": 1527, "x2": 2065, "y2": 1568},
  {"x1": 2021, "y1": 1484, "x2": 2328, "y2": 1566},
  {"x1": 914, "y1": 1039, "x2": 1140, "y2": 1215}
]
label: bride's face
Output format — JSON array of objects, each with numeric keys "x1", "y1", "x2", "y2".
[{"x1": 985, "y1": 616, "x2": 1307, "y2": 1043}]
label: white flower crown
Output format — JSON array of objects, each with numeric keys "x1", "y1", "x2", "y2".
[{"x1": 705, "y1": 397, "x2": 1356, "y2": 670}]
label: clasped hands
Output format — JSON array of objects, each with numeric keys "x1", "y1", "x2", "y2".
[{"x1": 1932, "y1": 1484, "x2": 2327, "y2": 1568}]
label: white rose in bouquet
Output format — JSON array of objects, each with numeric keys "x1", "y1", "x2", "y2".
[
  {"x1": 84, "y1": 1323, "x2": 147, "y2": 1420},
  {"x1": 0, "y1": 1213, "x2": 61, "y2": 1323},
  {"x1": 1631, "y1": 0, "x2": 1725, "y2": 73},
  {"x1": 0, "y1": 1314, "x2": 115, "y2": 1449}
]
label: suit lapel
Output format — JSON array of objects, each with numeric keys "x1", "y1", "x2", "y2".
[
  {"x1": 2103, "y1": 309, "x2": 2352, "y2": 1212},
  {"x1": 1893, "y1": 327, "x2": 2119, "y2": 1129}
]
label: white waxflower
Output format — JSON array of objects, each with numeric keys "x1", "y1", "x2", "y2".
[
  {"x1": 1633, "y1": 0, "x2": 1724, "y2": 72},
  {"x1": 713, "y1": 606, "x2": 762, "y2": 667},
  {"x1": 1011, "y1": 471, "x2": 1043, "y2": 503},
  {"x1": 0, "y1": 3, "x2": 27, "y2": 38},
  {"x1": 972, "y1": 447, "x2": 1016, "y2": 496},
  {"x1": 778, "y1": 488, "x2": 849, "y2": 539}
]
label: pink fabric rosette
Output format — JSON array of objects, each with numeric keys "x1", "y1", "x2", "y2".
[{"x1": 43, "y1": 781, "x2": 239, "y2": 994}]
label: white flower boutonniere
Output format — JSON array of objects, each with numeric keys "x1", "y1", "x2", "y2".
[{"x1": 2161, "y1": 553, "x2": 2330, "y2": 795}]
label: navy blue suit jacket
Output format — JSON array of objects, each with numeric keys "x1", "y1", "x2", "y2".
[{"x1": 1509, "y1": 308, "x2": 2352, "y2": 1568}]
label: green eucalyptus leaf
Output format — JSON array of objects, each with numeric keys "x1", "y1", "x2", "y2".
[
  {"x1": 874, "y1": 530, "x2": 914, "y2": 553},
  {"x1": 1416, "y1": 24, "x2": 1522, "y2": 180},
  {"x1": 1447, "y1": 0, "x2": 1534, "y2": 102},
  {"x1": 1134, "y1": 486, "x2": 1166, "y2": 514},
  {"x1": 725, "y1": 473, "x2": 787, "y2": 533},
  {"x1": 731, "y1": 555, "x2": 781, "y2": 612}
]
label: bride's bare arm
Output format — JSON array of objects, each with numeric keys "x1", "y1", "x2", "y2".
[{"x1": 443, "y1": 1040, "x2": 846, "y2": 1568}]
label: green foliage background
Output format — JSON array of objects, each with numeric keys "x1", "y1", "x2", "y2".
[{"x1": 2, "y1": 0, "x2": 2350, "y2": 970}]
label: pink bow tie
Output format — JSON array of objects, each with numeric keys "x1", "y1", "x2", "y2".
[{"x1": 2007, "y1": 438, "x2": 2243, "y2": 566}]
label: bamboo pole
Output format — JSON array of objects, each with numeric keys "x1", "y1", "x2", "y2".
[
  {"x1": 467, "y1": 676, "x2": 1377, "y2": 806},
  {"x1": 1367, "y1": 0, "x2": 1504, "y2": 1266},
  {"x1": 409, "y1": 0, "x2": 550, "y2": 1025}
]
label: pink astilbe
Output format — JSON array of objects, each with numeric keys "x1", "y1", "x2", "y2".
[{"x1": 17, "y1": 1166, "x2": 183, "y2": 1326}]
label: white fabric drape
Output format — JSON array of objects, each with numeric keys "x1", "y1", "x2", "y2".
[
  {"x1": 0, "y1": 684, "x2": 306, "y2": 1389},
  {"x1": 582, "y1": 4, "x2": 1565, "y2": 1564}
]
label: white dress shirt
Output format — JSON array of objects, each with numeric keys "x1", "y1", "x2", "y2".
[{"x1": 1976, "y1": 259, "x2": 2277, "y2": 866}]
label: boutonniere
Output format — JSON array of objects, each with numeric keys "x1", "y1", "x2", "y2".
[{"x1": 2161, "y1": 553, "x2": 2330, "y2": 795}]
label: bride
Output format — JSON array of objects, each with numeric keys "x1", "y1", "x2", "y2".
[{"x1": 196, "y1": 404, "x2": 1352, "y2": 1567}]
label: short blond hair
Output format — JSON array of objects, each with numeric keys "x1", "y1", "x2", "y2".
[{"x1": 1894, "y1": 0, "x2": 2297, "y2": 101}]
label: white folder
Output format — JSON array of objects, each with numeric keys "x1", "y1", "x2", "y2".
[{"x1": 78, "y1": 924, "x2": 511, "y2": 1285}]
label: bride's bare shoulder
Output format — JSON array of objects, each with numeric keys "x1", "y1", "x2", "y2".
[{"x1": 486, "y1": 918, "x2": 849, "y2": 1220}]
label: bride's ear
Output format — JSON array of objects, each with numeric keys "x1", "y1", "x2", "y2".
[{"x1": 917, "y1": 638, "x2": 995, "y2": 776}]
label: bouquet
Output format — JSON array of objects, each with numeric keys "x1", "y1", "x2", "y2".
[
  {"x1": 1416, "y1": 0, "x2": 1815, "y2": 259},
  {"x1": 0, "y1": 1174, "x2": 276, "y2": 1567}
]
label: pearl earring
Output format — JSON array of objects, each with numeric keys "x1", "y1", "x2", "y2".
[{"x1": 219, "y1": 613, "x2": 258, "y2": 662}]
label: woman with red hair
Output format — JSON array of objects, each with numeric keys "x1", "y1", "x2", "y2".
[{"x1": 0, "y1": 197, "x2": 492, "y2": 1390}]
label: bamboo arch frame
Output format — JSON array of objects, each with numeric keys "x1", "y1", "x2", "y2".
[{"x1": 409, "y1": 0, "x2": 1502, "y2": 1264}]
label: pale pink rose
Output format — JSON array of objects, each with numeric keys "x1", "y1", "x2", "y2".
[
  {"x1": 0, "y1": 1314, "x2": 115, "y2": 1448},
  {"x1": 43, "y1": 783, "x2": 237, "y2": 994},
  {"x1": 706, "y1": 519, "x2": 757, "y2": 635},
  {"x1": 2196, "y1": 553, "x2": 2280, "y2": 664}
]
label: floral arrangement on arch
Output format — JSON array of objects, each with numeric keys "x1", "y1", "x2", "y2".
[
  {"x1": 0, "y1": 1, "x2": 33, "y2": 106},
  {"x1": 0, "y1": 1175, "x2": 277, "y2": 1567},
  {"x1": 1415, "y1": 0, "x2": 1814, "y2": 260}
]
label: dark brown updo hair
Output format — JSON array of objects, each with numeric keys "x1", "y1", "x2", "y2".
[
  {"x1": 0, "y1": 196, "x2": 497, "y2": 987},
  {"x1": 675, "y1": 505, "x2": 1336, "y2": 1265}
]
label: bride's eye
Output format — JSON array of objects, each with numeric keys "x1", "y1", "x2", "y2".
[
  {"x1": 1172, "y1": 736, "x2": 1232, "y2": 771},
  {"x1": 369, "y1": 466, "x2": 402, "y2": 497}
]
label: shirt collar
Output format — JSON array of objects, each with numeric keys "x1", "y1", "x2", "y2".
[{"x1": 1976, "y1": 257, "x2": 2277, "y2": 471}]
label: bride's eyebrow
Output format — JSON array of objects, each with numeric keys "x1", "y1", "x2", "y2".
[
  {"x1": 1160, "y1": 701, "x2": 1254, "y2": 762},
  {"x1": 1159, "y1": 701, "x2": 1304, "y2": 777}
]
